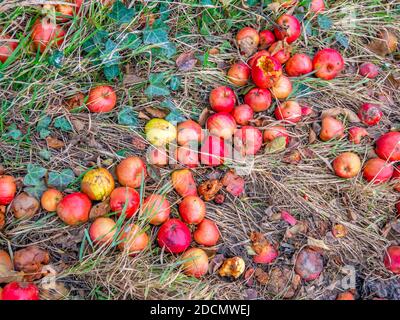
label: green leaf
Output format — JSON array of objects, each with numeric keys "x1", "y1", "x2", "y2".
[
  {"x1": 335, "y1": 32, "x2": 350, "y2": 49},
  {"x1": 3, "y1": 123, "x2": 22, "y2": 140},
  {"x1": 24, "y1": 180, "x2": 47, "y2": 199},
  {"x1": 143, "y1": 19, "x2": 169, "y2": 44},
  {"x1": 159, "y1": 2, "x2": 170, "y2": 21},
  {"x1": 108, "y1": 0, "x2": 135, "y2": 24},
  {"x1": 39, "y1": 149, "x2": 51, "y2": 161},
  {"x1": 317, "y1": 14, "x2": 333, "y2": 30},
  {"x1": 169, "y1": 75, "x2": 181, "y2": 91},
  {"x1": 24, "y1": 164, "x2": 47, "y2": 186},
  {"x1": 82, "y1": 30, "x2": 109, "y2": 54},
  {"x1": 54, "y1": 117, "x2": 73, "y2": 132},
  {"x1": 145, "y1": 73, "x2": 170, "y2": 98},
  {"x1": 48, "y1": 50, "x2": 64, "y2": 68},
  {"x1": 48, "y1": 169, "x2": 75, "y2": 188},
  {"x1": 118, "y1": 107, "x2": 138, "y2": 127},
  {"x1": 165, "y1": 109, "x2": 185, "y2": 125},
  {"x1": 246, "y1": 0, "x2": 259, "y2": 5},
  {"x1": 104, "y1": 64, "x2": 120, "y2": 81},
  {"x1": 36, "y1": 115, "x2": 52, "y2": 139},
  {"x1": 125, "y1": 33, "x2": 142, "y2": 50}
]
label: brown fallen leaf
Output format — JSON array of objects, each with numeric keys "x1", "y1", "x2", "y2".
[
  {"x1": 176, "y1": 51, "x2": 198, "y2": 71},
  {"x1": 65, "y1": 92, "x2": 85, "y2": 110},
  {"x1": 285, "y1": 221, "x2": 308, "y2": 239},
  {"x1": 144, "y1": 107, "x2": 167, "y2": 119},
  {"x1": 209, "y1": 48, "x2": 220, "y2": 55},
  {"x1": 131, "y1": 135, "x2": 147, "y2": 151},
  {"x1": 308, "y1": 129, "x2": 317, "y2": 144},
  {"x1": 243, "y1": 288, "x2": 258, "y2": 300},
  {"x1": 208, "y1": 253, "x2": 225, "y2": 274},
  {"x1": 123, "y1": 74, "x2": 145, "y2": 86},
  {"x1": 89, "y1": 200, "x2": 110, "y2": 220},
  {"x1": 198, "y1": 179, "x2": 223, "y2": 201},
  {"x1": 0, "y1": 264, "x2": 24, "y2": 283},
  {"x1": 244, "y1": 268, "x2": 255, "y2": 286},
  {"x1": 70, "y1": 118, "x2": 86, "y2": 132},
  {"x1": 307, "y1": 237, "x2": 330, "y2": 251},
  {"x1": 237, "y1": 36, "x2": 258, "y2": 57},
  {"x1": 267, "y1": 267, "x2": 300, "y2": 299},
  {"x1": 265, "y1": 136, "x2": 287, "y2": 154},
  {"x1": 321, "y1": 107, "x2": 360, "y2": 123},
  {"x1": 283, "y1": 150, "x2": 302, "y2": 164},
  {"x1": 138, "y1": 111, "x2": 151, "y2": 120},
  {"x1": 367, "y1": 29, "x2": 398, "y2": 57},
  {"x1": 254, "y1": 267, "x2": 269, "y2": 285},
  {"x1": 46, "y1": 136, "x2": 65, "y2": 149},
  {"x1": 14, "y1": 246, "x2": 50, "y2": 281}
]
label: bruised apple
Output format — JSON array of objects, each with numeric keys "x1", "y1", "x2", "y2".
[
  {"x1": 234, "y1": 126, "x2": 263, "y2": 156},
  {"x1": 116, "y1": 156, "x2": 147, "y2": 189},
  {"x1": 358, "y1": 103, "x2": 382, "y2": 126},
  {"x1": 157, "y1": 219, "x2": 191, "y2": 254},
  {"x1": 175, "y1": 146, "x2": 199, "y2": 168},
  {"x1": 200, "y1": 135, "x2": 229, "y2": 166},
  {"x1": 268, "y1": 41, "x2": 292, "y2": 64},
  {"x1": 142, "y1": 194, "x2": 170, "y2": 225},
  {"x1": 271, "y1": 75, "x2": 292, "y2": 100},
  {"x1": 0, "y1": 35, "x2": 18, "y2": 63},
  {"x1": 384, "y1": 246, "x2": 400, "y2": 274},
  {"x1": 231, "y1": 104, "x2": 254, "y2": 125},
  {"x1": 40, "y1": 189, "x2": 63, "y2": 212},
  {"x1": 145, "y1": 118, "x2": 177, "y2": 147},
  {"x1": 333, "y1": 152, "x2": 361, "y2": 179},
  {"x1": 193, "y1": 219, "x2": 220, "y2": 246},
  {"x1": 274, "y1": 101, "x2": 302, "y2": 124},
  {"x1": 209, "y1": 86, "x2": 236, "y2": 113},
  {"x1": 251, "y1": 55, "x2": 283, "y2": 89},
  {"x1": 110, "y1": 187, "x2": 140, "y2": 218},
  {"x1": 359, "y1": 62, "x2": 379, "y2": 79},
  {"x1": 81, "y1": 168, "x2": 115, "y2": 201},
  {"x1": 313, "y1": 48, "x2": 345, "y2": 80},
  {"x1": 87, "y1": 85, "x2": 117, "y2": 113},
  {"x1": 236, "y1": 27, "x2": 260, "y2": 56},
  {"x1": 248, "y1": 50, "x2": 270, "y2": 68},
  {"x1": 0, "y1": 175, "x2": 17, "y2": 205},
  {"x1": 320, "y1": 116, "x2": 344, "y2": 141},
  {"x1": 179, "y1": 196, "x2": 206, "y2": 225},
  {"x1": 56, "y1": 192, "x2": 91, "y2": 225},
  {"x1": 146, "y1": 146, "x2": 168, "y2": 166},
  {"x1": 259, "y1": 30, "x2": 276, "y2": 49},
  {"x1": 348, "y1": 127, "x2": 369, "y2": 144},
  {"x1": 177, "y1": 120, "x2": 204, "y2": 146},
  {"x1": 11, "y1": 193, "x2": 40, "y2": 219},
  {"x1": 31, "y1": 18, "x2": 65, "y2": 53},
  {"x1": 171, "y1": 169, "x2": 198, "y2": 197},
  {"x1": 263, "y1": 126, "x2": 290, "y2": 145},
  {"x1": 274, "y1": 14, "x2": 301, "y2": 44},
  {"x1": 89, "y1": 217, "x2": 117, "y2": 245},
  {"x1": 244, "y1": 87, "x2": 272, "y2": 112},
  {"x1": 227, "y1": 62, "x2": 251, "y2": 86},
  {"x1": 363, "y1": 158, "x2": 393, "y2": 184},
  {"x1": 375, "y1": 132, "x2": 400, "y2": 161},
  {"x1": 295, "y1": 247, "x2": 324, "y2": 281},
  {"x1": 1, "y1": 282, "x2": 40, "y2": 300},
  {"x1": 206, "y1": 112, "x2": 236, "y2": 140},
  {"x1": 181, "y1": 248, "x2": 209, "y2": 278},
  {"x1": 285, "y1": 53, "x2": 313, "y2": 77},
  {"x1": 118, "y1": 224, "x2": 149, "y2": 255}
]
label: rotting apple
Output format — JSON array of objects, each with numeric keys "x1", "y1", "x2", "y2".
[
  {"x1": 253, "y1": 242, "x2": 278, "y2": 265},
  {"x1": 145, "y1": 118, "x2": 177, "y2": 147},
  {"x1": 310, "y1": 0, "x2": 325, "y2": 13},
  {"x1": 193, "y1": 219, "x2": 220, "y2": 246},
  {"x1": 236, "y1": 27, "x2": 260, "y2": 56},
  {"x1": 89, "y1": 217, "x2": 117, "y2": 245},
  {"x1": 56, "y1": 192, "x2": 91, "y2": 226},
  {"x1": 234, "y1": 125, "x2": 263, "y2": 156},
  {"x1": 81, "y1": 167, "x2": 115, "y2": 201},
  {"x1": 209, "y1": 86, "x2": 236, "y2": 113},
  {"x1": 11, "y1": 193, "x2": 40, "y2": 220},
  {"x1": 348, "y1": 127, "x2": 369, "y2": 144},
  {"x1": 200, "y1": 135, "x2": 229, "y2": 166},
  {"x1": 313, "y1": 48, "x2": 345, "y2": 80},
  {"x1": 177, "y1": 120, "x2": 204, "y2": 146},
  {"x1": 118, "y1": 224, "x2": 149, "y2": 255},
  {"x1": 31, "y1": 18, "x2": 65, "y2": 53},
  {"x1": 227, "y1": 61, "x2": 251, "y2": 86},
  {"x1": 244, "y1": 87, "x2": 272, "y2": 112},
  {"x1": 181, "y1": 248, "x2": 209, "y2": 278},
  {"x1": 319, "y1": 116, "x2": 344, "y2": 141},
  {"x1": 86, "y1": 85, "x2": 117, "y2": 113},
  {"x1": 274, "y1": 101, "x2": 302, "y2": 124},
  {"x1": 259, "y1": 30, "x2": 276, "y2": 49},
  {"x1": 268, "y1": 41, "x2": 292, "y2": 64},
  {"x1": 363, "y1": 158, "x2": 393, "y2": 184},
  {"x1": 285, "y1": 53, "x2": 313, "y2": 77},
  {"x1": 0, "y1": 35, "x2": 18, "y2": 63},
  {"x1": 375, "y1": 132, "x2": 400, "y2": 161},
  {"x1": 358, "y1": 103, "x2": 383, "y2": 126},
  {"x1": 175, "y1": 145, "x2": 199, "y2": 168},
  {"x1": 271, "y1": 75, "x2": 293, "y2": 100},
  {"x1": 263, "y1": 126, "x2": 290, "y2": 145},
  {"x1": 206, "y1": 112, "x2": 237, "y2": 140},
  {"x1": 231, "y1": 104, "x2": 254, "y2": 126},
  {"x1": 359, "y1": 62, "x2": 379, "y2": 79},
  {"x1": 295, "y1": 247, "x2": 324, "y2": 281},
  {"x1": 179, "y1": 196, "x2": 206, "y2": 225},
  {"x1": 157, "y1": 218, "x2": 192, "y2": 254},
  {"x1": 333, "y1": 152, "x2": 361, "y2": 179},
  {"x1": 110, "y1": 187, "x2": 140, "y2": 218},
  {"x1": 171, "y1": 169, "x2": 198, "y2": 197},
  {"x1": 377, "y1": 29, "x2": 398, "y2": 55},
  {"x1": 142, "y1": 194, "x2": 170, "y2": 225},
  {"x1": 274, "y1": 14, "x2": 301, "y2": 44},
  {"x1": 248, "y1": 50, "x2": 270, "y2": 68},
  {"x1": 1, "y1": 282, "x2": 40, "y2": 300},
  {"x1": 0, "y1": 175, "x2": 17, "y2": 205},
  {"x1": 146, "y1": 146, "x2": 168, "y2": 166},
  {"x1": 384, "y1": 246, "x2": 400, "y2": 274},
  {"x1": 251, "y1": 55, "x2": 283, "y2": 88},
  {"x1": 40, "y1": 189, "x2": 63, "y2": 212},
  {"x1": 116, "y1": 156, "x2": 147, "y2": 189}
]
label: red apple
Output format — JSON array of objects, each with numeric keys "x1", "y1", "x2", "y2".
[
  {"x1": 244, "y1": 87, "x2": 272, "y2": 112},
  {"x1": 259, "y1": 30, "x2": 276, "y2": 49},
  {"x1": 171, "y1": 169, "x2": 198, "y2": 197},
  {"x1": 274, "y1": 14, "x2": 301, "y2": 44},
  {"x1": 31, "y1": 18, "x2": 65, "y2": 53},
  {"x1": 248, "y1": 50, "x2": 270, "y2": 68},
  {"x1": 41, "y1": 189, "x2": 63, "y2": 212},
  {"x1": 110, "y1": 187, "x2": 140, "y2": 218},
  {"x1": 175, "y1": 146, "x2": 199, "y2": 168},
  {"x1": 295, "y1": 247, "x2": 324, "y2": 281},
  {"x1": 56, "y1": 192, "x2": 91, "y2": 226},
  {"x1": 231, "y1": 104, "x2": 254, "y2": 125},
  {"x1": 179, "y1": 196, "x2": 206, "y2": 225},
  {"x1": 142, "y1": 194, "x2": 170, "y2": 225},
  {"x1": 234, "y1": 126, "x2": 263, "y2": 156},
  {"x1": 251, "y1": 55, "x2": 283, "y2": 88},
  {"x1": 363, "y1": 158, "x2": 394, "y2": 184},
  {"x1": 348, "y1": 127, "x2": 369, "y2": 144},
  {"x1": 319, "y1": 116, "x2": 344, "y2": 141},
  {"x1": 359, "y1": 62, "x2": 379, "y2": 79},
  {"x1": 253, "y1": 242, "x2": 278, "y2": 264},
  {"x1": 285, "y1": 53, "x2": 313, "y2": 77},
  {"x1": 193, "y1": 219, "x2": 220, "y2": 246},
  {"x1": 301, "y1": 105, "x2": 313, "y2": 117},
  {"x1": 0, "y1": 35, "x2": 18, "y2": 63},
  {"x1": 206, "y1": 112, "x2": 236, "y2": 140},
  {"x1": 116, "y1": 156, "x2": 147, "y2": 189},
  {"x1": 392, "y1": 166, "x2": 400, "y2": 192},
  {"x1": 181, "y1": 248, "x2": 209, "y2": 278},
  {"x1": 146, "y1": 146, "x2": 168, "y2": 166},
  {"x1": 375, "y1": 132, "x2": 400, "y2": 161},
  {"x1": 263, "y1": 126, "x2": 290, "y2": 145},
  {"x1": 177, "y1": 120, "x2": 204, "y2": 146},
  {"x1": 200, "y1": 135, "x2": 229, "y2": 166},
  {"x1": 157, "y1": 219, "x2": 192, "y2": 254},
  {"x1": 358, "y1": 103, "x2": 383, "y2": 126},
  {"x1": 271, "y1": 75, "x2": 293, "y2": 100},
  {"x1": 310, "y1": 0, "x2": 325, "y2": 13},
  {"x1": 384, "y1": 246, "x2": 400, "y2": 274},
  {"x1": 227, "y1": 61, "x2": 251, "y2": 86},
  {"x1": 89, "y1": 217, "x2": 117, "y2": 245},
  {"x1": 0, "y1": 175, "x2": 17, "y2": 205},
  {"x1": 274, "y1": 101, "x2": 302, "y2": 124},
  {"x1": 268, "y1": 41, "x2": 292, "y2": 64},
  {"x1": 55, "y1": 0, "x2": 83, "y2": 20},
  {"x1": 118, "y1": 223, "x2": 149, "y2": 255},
  {"x1": 209, "y1": 86, "x2": 236, "y2": 113},
  {"x1": 2, "y1": 282, "x2": 39, "y2": 300},
  {"x1": 86, "y1": 85, "x2": 117, "y2": 113},
  {"x1": 313, "y1": 48, "x2": 345, "y2": 80},
  {"x1": 333, "y1": 152, "x2": 361, "y2": 179}
]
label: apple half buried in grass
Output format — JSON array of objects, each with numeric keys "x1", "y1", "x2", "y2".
[
  {"x1": 244, "y1": 87, "x2": 272, "y2": 112},
  {"x1": 348, "y1": 127, "x2": 369, "y2": 144},
  {"x1": 384, "y1": 246, "x2": 400, "y2": 274},
  {"x1": 142, "y1": 194, "x2": 170, "y2": 225},
  {"x1": 181, "y1": 248, "x2": 209, "y2": 278},
  {"x1": 362, "y1": 158, "x2": 393, "y2": 184},
  {"x1": 31, "y1": 18, "x2": 65, "y2": 53},
  {"x1": 118, "y1": 224, "x2": 149, "y2": 255},
  {"x1": 319, "y1": 116, "x2": 344, "y2": 141},
  {"x1": 333, "y1": 152, "x2": 361, "y2": 179},
  {"x1": 375, "y1": 132, "x2": 400, "y2": 162},
  {"x1": 109, "y1": 187, "x2": 140, "y2": 218},
  {"x1": 0, "y1": 35, "x2": 18, "y2": 63},
  {"x1": 251, "y1": 55, "x2": 283, "y2": 89},
  {"x1": 359, "y1": 62, "x2": 379, "y2": 79},
  {"x1": 86, "y1": 85, "x2": 117, "y2": 113},
  {"x1": 89, "y1": 217, "x2": 117, "y2": 245},
  {"x1": 157, "y1": 218, "x2": 192, "y2": 254},
  {"x1": 274, "y1": 101, "x2": 302, "y2": 124}
]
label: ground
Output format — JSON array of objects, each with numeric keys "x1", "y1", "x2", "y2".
[{"x1": 0, "y1": 0, "x2": 399, "y2": 300}]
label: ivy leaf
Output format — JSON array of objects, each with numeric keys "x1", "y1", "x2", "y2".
[
  {"x1": 165, "y1": 109, "x2": 185, "y2": 125},
  {"x1": 39, "y1": 149, "x2": 51, "y2": 161},
  {"x1": 118, "y1": 107, "x2": 138, "y2": 127},
  {"x1": 24, "y1": 164, "x2": 47, "y2": 186},
  {"x1": 54, "y1": 116, "x2": 73, "y2": 132},
  {"x1": 143, "y1": 19, "x2": 169, "y2": 44},
  {"x1": 103, "y1": 39, "x2": 121, "y2": 66},
  {"x1": 125, "y1": 33, "x2": 142, "y2": 50},
  {"x1": 48, "y1": 169, "x2": 75, "y2": 188},
  {"x1": 104, "y1": 64, "x2": 120, "y2": 81},
  {"x1": 317, "y1": 14, "x2": 333, "y2": 30},
  {"x1": 3, "y1": 123, "x2": 22, "y2": 140},
  {"x1": 145, "y1": 73, "x2": 170, "y2": 98},
  {"x1": 335, "y1": 32, "x2": 350, "y2": 49},
  {"x1": 169, "y1": 75, "x2": 181, "y2": 91},
  {"x1": 159, "y1": 2, "x2": 170, "y2": 21},
  {"x1": 82, "y1": 30, "x2": 109, "y2": 54},
  {"x1": 37, "y1": 115, "x2": 52, "y2": 139},
  {"x1": 24, "y1": 180, "x2": 47, "y2": 199},
  {"x1": 247, "y1": 0, "x2": 259, "y2": 6},
  {"x1": 48, "y1": 50, "x2": 64, "y2": 68},
  {"x1": 108, "y1": 0, "x2": 135, "y2": 24}
]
